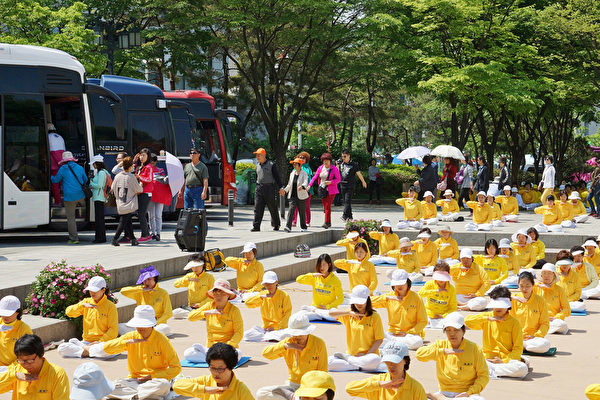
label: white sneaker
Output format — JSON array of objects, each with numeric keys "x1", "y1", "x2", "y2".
[{"x1": 301, "y1": 229, "x2": 308, "y2": 232}]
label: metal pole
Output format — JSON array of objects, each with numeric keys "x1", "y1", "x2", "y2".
[
  {"x1": 280, "y1": 192, "x2": 285, "y2": 219},
  {"x1": 228, "y1": 189, "x2": 234, "y2": 226}
]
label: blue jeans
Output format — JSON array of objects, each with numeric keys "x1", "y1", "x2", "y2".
[
  {"x1": 588, "y1": 186, "x2": 600, "y2": 214},
  {"x1": 184, "y1": 186, "x2": 205, "y2": 209}
]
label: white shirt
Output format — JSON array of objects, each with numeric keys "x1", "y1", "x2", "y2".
[{"x1": 540, "y1": 164, "x2": 555, "y2": 189}]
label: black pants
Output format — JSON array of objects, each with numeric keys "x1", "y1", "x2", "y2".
[
  {"x1": 458, "y1": 187, "x2": 471, "y2": 209},
  {"x1": 253, "y1": 184, "x2": 280, "y2": 229},
  {"x1": 94, "y1": 200, "x2": 106, "y2": 242},
  {"x1": 368, "y1": 180, "x2": 381, "y2": 201},
  {"x1": 114, "y1": 213, "x2": 134, "y2": 240},
  {"x1": 340, "y1": 184, "x2": 354, "y2": 220},
  {"x1": 137, "y1": 193, "x2": 151, "y2": 237},
  {"x1": 286, "y1": 197, "x2": 307, "y2": 229}
]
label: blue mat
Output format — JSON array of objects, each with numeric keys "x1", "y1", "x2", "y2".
[
  {"x1": 504, "y1": 284, "x2": 519, "y2": 289},
  {"x1": 181, "y1": 356, "x2": 251, "y2": 369},
  {"x1": 372, "y1": 261, "x2": 396, "y2": 266},
  {"x1": 572, "y1": 309, "x2": 587, "y2": 316},
  {"x1": 311, "y1": 319, "x2": 341, "y2": 324},
  {"x1": 523, "y1": 347, "x2": 556, "y2": 356},
  {"x1": 334, "y1": 368, "x2": 387, "y2": 374},
  {"x1": 385, "y1": 281, "x2": 425, "y2": 286}
]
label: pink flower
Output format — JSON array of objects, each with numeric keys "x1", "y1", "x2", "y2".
[
  {"x1": 59, "y1": 294, "x2": 66, "y2": 299},
  {"x1": 50, "y1": 299, "x2": 56, "y2": 304},
  {"x1": 50, "y1": 312, "x2": 55, "y2": 317}
]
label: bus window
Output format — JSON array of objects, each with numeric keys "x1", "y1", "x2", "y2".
[
  {"x1": 3, "y1": 94, "x2": 49, "y2": 191},
  {"x1": 196, "y1": 120, "x2": 222, "y2": 164},
  {"x1": 130, "y1": 112, "x2": 167, "y2": 154},
  {"x1": 170, "y1": 107, "x2": 193, "y2": 156}
]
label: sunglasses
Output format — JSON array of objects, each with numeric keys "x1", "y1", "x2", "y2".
[{"x1": 190, "y1": 152, "x2": 198, "y2": 155}]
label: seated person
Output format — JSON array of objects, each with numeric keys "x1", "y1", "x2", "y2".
[
  {"x1": 510, "y1": 229, "x2": 537, "y2": 272},
  {"x1": 395, "y1": 186, "x2": 424, "y2": 230},
  {"x1": 225, "y1": 242, "x2": 264, "y2": 301},
  {"x1": 388, "y1": 237, "x2": 423, "y2": 282},
  {"x1": 557, "y1": 191, "x2": 576, "y2": 228},
  {"x1": 487, "y1": 193, "x2": 503, "y2": 227},
  {"x1": 337, "y1": 229, "x2": 371, "y2": 260},
  {"x1": 0, "y1": 296, "x2": 32, "y2": 372},
  {"x1": 473, "y1": 239, "x2": 508, "y2": 287},
  {"x1": 451, "y1": 248, "x2": 490, "y2": 311},
  {"x1": 554, "y1": 252, "x2": 586, "y2": 312},
  {"x1": 534, "y1": 195, "x2": 563, "y2": 233},
  {"x1": 421, "y1": 191, "x2": 439, "y2": 225},
  {"x1": 297, "y1": 254, "x2": 344, "y2": 321},
  {"x1": 587, "y1": 384, "x2": 600, "y2": 400},
  {"x1": 527, "y1": 227, "x2": 545, "y2": 268},
  {"x1": 434, "y1": 226, "x2": 459, "y2": 264},
  {"x1": 569, "y1": 191, "x2": 589, "y2": 223},
  {"x1": 418, "y1": 262, "x2": 457, "y2": 329},
  {"x1": 368, "y1": 219, "x2": 400, "y2": 260},
  {"x1": 465, "y1": 191, "x2": 493, "y2": 231},
  {"x1": 413, "y1": 228, "x2": 438, "y2": 277},
  {"x1": 495, "y1": 185, "x2": 519, "y2": 222},
  {"x1": 334, "y1": 242, "x2": 378, "y2": 294},
  {"x1": 498, "y1": 238, "x2": 518, "y2": 285},
  {"x1": 572, "y1": 245, "x2": 600, "y2": 299},
  {"x1": 293, "y1": 371, "x2": 336, "y2": 400},
  {"x1": 173, "y1": 253, "x2": 215, "y2": 313},
  {"x1": 584, "y1": 238, "x2": 600, "y2": 275},
  {"x1": 436, "y1": 189, "x2": 461, "y2": 222},
  {"x1": 534, "y1": 263, "x2": 571, "y2": 334}
]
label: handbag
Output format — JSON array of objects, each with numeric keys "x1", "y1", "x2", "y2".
[
  {"x1": 67, "y1": 163, "x2": 92, "y2": 199},
  {"x1": 318, "y1": 167, "x2": 333, "y2": 199},
  {"x1": 456, "y1": 167, "x2": 465, "y2": 185},
  {"x1": 105, "y1": 190, "x2": 117, "y2": 207},
  {"x1": 437, "y1": 176, "x2": 447, "y2": 192}
]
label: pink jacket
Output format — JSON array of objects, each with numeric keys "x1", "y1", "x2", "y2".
[{"x1": 309, "y1": 164, "x2": 341, "y2": 195}]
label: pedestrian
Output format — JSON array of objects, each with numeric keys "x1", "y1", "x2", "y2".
[
  {"x1": 538, "y1": 155, "x2": 555, "y2": 205},
  {"x1": 498, "y1": 156, "x2": 510, "y2": 189},
  {"x1": 474, "y1": 156, "x2": 489, "y2": 194},
  {"x1": 307, "y1": 152, "x2": 341, "y2": 229},
  {"x1": 458, "y1": 156, "x2": 474, "y2": 210},
  {"x1": 183, "y1": 147, "x2": 209, "y2": 209},
  {"x1": 133, "y1": 148, "x2": 154, "y2": 242},
  {"x1": 280, "y1": 157, "x2": 309, "y2": 232},
  {"x1": 251, "y1": 148, "x2": 283, "y2": 232},
  {"x1": 415, "y1": 155, "x2": 437, "y2": 200},
  {"x1": 148, "y1": 154, "x2": 171, "y2": 241},
  {"x1": 111, "y1": 156, "x2": 143, "y2": 246},
  {"x1": 292, "y1": 151, "x2": 313, "y2": 227},
  {"x1": 368, "y1": 158, "x2": 382, "y2": 204},
  {"x1": 70, "y1": 362, "x2": 115, "y2": 400},
  {"x1": 587, "y1": 162, "x2": 600, "y2": 216},
  {"x1": 0, "y1": 296, "x2": 32, "y2": 372},
  {"x1": 111, "y1": 152, "x2": 128, "y2": 175},
  {"x1": 51, "y1": 151, "x2": 87, "y2": 244},
  {"x1": 338, "y1": 149, "x2": 367, "y2": 221},
  {"x1": 88, "y1": 155, "x2": 110, "y2": 243},
  {"x1": 48, "y1": 123, "x2": 65, "y2": 206},
  {"x1": 441, "y1": 157, "x2": 458, "y2": 193}
]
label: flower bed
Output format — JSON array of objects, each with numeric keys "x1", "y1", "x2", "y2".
[{"x1": 344, "y1": 219, "x2": 381, "y2": 255}]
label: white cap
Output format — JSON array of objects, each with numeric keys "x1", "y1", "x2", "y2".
[
  {"x1": 381, "y1": 340, "x2": 409, "y2": 364},
  {"x1": 184, "y1": 260, "x2": 205, "y2": 271},
  {"x1": 398, "y1": 238, "x2": 413, "y2": 249},
  {"x1": 89, "y1": 155, "x2": 104, "y2": 165},
  {"x1": 442, "y1": 312, "x2": 465, "y2": 329},
  {"x1": 381, "y1": 219, "x2": 392, "y2": 228},
  {"x1": 423, "y1": 191, "x2": 433, "y2": 198},
  {"x1": 477, "y1": 191, "x2": 487, "y2": 197},
  {"x1": 432, "y1": 271, "x2": 451, "y2": 282},
  {"x1": 460, "y1": 248, "x2": 473, "y2": 259},
  {"x1": 71, "y1": 362, "x2": 115, "y2": 400},
  {"x1": 286, "y1": 312, "x2": 316, "y2": 336},
  {"x1": 0, "y1": 296, "x2": 21, "y2": 317},
  {"x1": 511, "y1": 229, "x2": 532, "y2": 244},
  {"x1": 541, "y1": 263, "x2": 557, "y2": 273},
  {"x1": 569, "y1": 192, "x2": 580, "y2": 200},
  {"x1": 499, "y1": 238, "x2": 511, "y2": 249},
  {"x1": 346, "y1": 231, "x2": 359, "y2": 240},
  {"x1": 555, "y1": 259, "x2": 573, "y2": 267},
  {"x1": 572, "y1": 250, "x2": 584, "y2": 256},
  {"x1": 241, "y1": 242, "x2": 257, "y2": 253},
  {"x1": 417, "y1": 232, "x2": 431, "y2": 239},
  {"x1": 84, "y1": 277, "x2": 107, "y2": 292},
  {"x1": 583, "y1": 240, "x2": 598, "y2": 248},
  {"x1": 126, "y1": 305, "x2": 157, "y2": 328},
  {"x1": 437, "y1": 225, "x2": 453, "y2": 234},
  {"x1": 262, "y1": 271, "x2": 278, "y2": 284},
  {"x1": 390, "y1": 269, "x2": 409, "y2": 286},
  {"x1": 443, "y1": 189, "x2": 454, "y2": 197},
  {"x1": 487, "y1": 297, "x2": 511, "y2": 309},
  {"x1": 503, "y1": 185, "x2": 511, "y2": 191},
  {"x1": 349, "y1": 285, "x2": 370, "y2": 305},
  {"x1": 511, "y1": 187, "x2": 518, "y2": 193}
]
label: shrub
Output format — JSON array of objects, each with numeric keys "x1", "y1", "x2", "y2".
[
  {"x1": 344, "y1": 219, "x2": 381, "y2": 255},
  {"x1": 235, "y1": 161, "x2": 256, "y2": 176}
]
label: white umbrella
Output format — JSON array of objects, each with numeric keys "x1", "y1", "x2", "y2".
[
  {"x1": 431, "y1": 145, "x2": 465, "y2": 161},
  {"x1": 397, "y1": 146, "x2": 430, "y2": 160},
  {"x1": 165, "y1": 151, "x2": 185, "y2": 196}
]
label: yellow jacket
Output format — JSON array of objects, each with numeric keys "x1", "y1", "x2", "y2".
[
  {"x1": 102, "y1": 329, "x2": 181, "y2": 380},
  {"x1": 338, "y1": 312, "x2": 385, "y2": 355},
  {"x1": 421, "y1": 201, "x2": 437, "y2": 219},
  {"x1": 173, "y1": 271, "x2": 215, "y2": 308},
  {"x1": 586, "y1": 384, "x2": 600, "y2": 400},
  {"x1": 411, "y1": 240, "x2": 438, "y2": 267},
  {"x1": 450, "y1": 262, "x2": 490, "y2": 296},
  {"x1": 0, "y1": 358, "x2": 69, "y2": 400},
  {"x1": 245, "y1": 289, "x2": 292, "y2": 330},
  {"x1": 372, "y1": 290, "x2": 428, "y2": 337},
  {"x1": 510, "y1": 292, "x2": 549, "y2": 338},
  {"x1": 436, "y1": 199, "x2": 459, "y2": 215},
  {"x1": 262, "y1": 334, "x2": 328, "y2": 384},
  {"x1": 65, "y1": 295, "x2": 118, "y2": 343},
  {"x1": 466, "y1": 201, "x2": 492, "y2": 224},
  {"x1": 465, "y1": 312, "x2": 523, "y2": 362},
  {"x1": 585, "y1": 248, "x2": 600, "y2": 275},
  {"x1": 173, "y1": 374, "x2": 254, "y2": 399},
  {"x1": 571, "y1": 200, "x2": 587, "y2": 216},
  {"x1": 121, "y1": 284, "x2": 173, "y2": 324},
  {"x1": 533, "y1": 283, "x2": 571, "y2": 320},
  {"x1": 369, "y1": 232, "x2": 400, "y2": 255},
  {"x1": 473, "y1": 255, "x2": 508, "y2": 283},
  {"x1": 489, "y1": 202, "x2": 502, "y2": 221},
  {"x1": 499, "y1": 253, "x2": 517, "y2": 275},
  {"x1": 557, "y1": 268, "x2": 582, "y2": 302},
  {"x1": 395, "y1": 198, "x2": 423, "y2": 220},
  {"x1": 557, "y1": 201, "x2": 574, "y2": 221},
  {"x1": 388, "y1": 250, "x2": 420, "y2": 273},
  {"x1": 345, "y1": 372, "x2": 427, "y2": 400},
  {"x1": 534, "y1": 204, "x2": 562, "y2": 225},
  {"x1": 224, "y1": 257, "x2": 264, "y2": 292},
  {"x1": 296, "y1": 272, "x2": 344, "y2": 309},
  {"x1": 336, "y1": 237, "x2": 371, "y2": 260},
  {"x1": 495, "y1": 195, "x2": 519, "y2": 215},
  {"x1": 520, "y1": 189, "x2": 536, "y2": 204},
  {"x1": 531, "y1": 240, "x2": 546, "y2": 260},
  {"x1": 510, "y1": 242, "x2": 537, "y2": 269},
  {"x1": 334, "y1": 259, "x2": 378, "y2": 293},
  {"x1": 0, "y1": 320, "x2": 32, "y2": 366},
  {"x1": 434, "y1": 237, "x2": 459, "y2": 260},
  {"x1": 189, "y1": 301, "x2": 243, "y2": 348},
  {"x1": 416, "y1": 338, "x2": 489, "y2": 395},
  {"x1": 418, "y1": 280, "x2": 457, "y2": 318},
  {"x1": 575, "y1": 262, "x2": 599, "y2": 291}
]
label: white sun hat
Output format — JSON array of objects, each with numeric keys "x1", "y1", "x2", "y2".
[
  {"x1": 487, "y1": 297, "x2": 511, "y2": 309},
  {"x1": 541, "y1": 263, "x2": 557, "y2": 273},
  {"x1": 417, "y1": 232, "x2": 431, "y2": 239},
  {"x1": 241, "y1": 242, "x2": 257, "y2": 254},
  {"x1": 443, "y1": 189, "x2": 454, "y2": 197},
  {"x1": 0, "y1": 296, "x2": 21, "y2": 317},
  {"x1": 477, "y1": 191, "x2": 487, "y2": 198},
  {"x1": 511, "y1": 229, "x2": 532, "y2": 244},
  {"x1": 390, "y1": 269, "x2": 409, "y2": 286},
  {"x1": 349, "y1": 285, "x2": 370, "y2": 305},
  {"x1": 503, "y1": 185, "x2": 511, "y2": 191},
  {"x1": 70, "y1": 362, "x2": 115, "y2": 400},
  {"x1": 555, "y1": 259, "x2": 574, "y2": 267},
  {"x1": 460, "y1": 248, "x2": 474, "y2": 259},
  {"x1": 511, "y1": 187, "x2": 518, "y2": 192},
  {"x1": 499, "y1": 238, "x2": 511, "y2": 249},
  {"x1": 88, "y1": 155, "x2": 104, "y2": 166},
  {"x1": 437, "y1": 225, "x2": 453, "y2": 234},
  {"x1": 126, "y1": 305, "x2": 157, "y2": 328},
  {"x1": 569, "y1": 192, "x2": 580, "y2": 200},
  {"x1": 423, "y1": 191, "x2": 434, "y2": 198},
  {"x1": 184, "y1": 260, "x2": 205, "y2": 271},
  {"x1": 346, "y1": 231, "x2": 360, "y2": 240},
  {"x1": 381, "y1": 219, "x2": 393, "y2": 228},
  {"x1": 286, "y1": 312, "x2": 316, "y2": 336},
  {"x1": 442, "y1": 312, "x2": 465, "y2": 329},
  {"x1": 262, "y1": 271, "x2": 278, "y2": 284},
  {"x1": 432, "y1": 271, "x2": 451, "y2": 282},
  {"x1": 398, "y1": 238, "x2": 413, "y2": 249},
  {"x1": 83, "y1": 277, "x2": 107, "y2": 292}
]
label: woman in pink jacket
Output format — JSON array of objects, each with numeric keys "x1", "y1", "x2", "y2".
[{"x1": 307, "y1": 152, "x2": 341, "y2": 229}]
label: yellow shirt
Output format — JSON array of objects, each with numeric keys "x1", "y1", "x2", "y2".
[
  {"x1": 450, "y1": 262, "x2": 490, "y2": 296},
  {"x1": 510, "y1": 242, "x2": 537, "y2": 269},
  {"x1": 369, "y1": 232, "x2": 400, "y2": 255},
  {"x1": 531, "y1": 240, "x2": 545, "y2": 260},
  {"x1": 224, "y1": 257, "x2": 264, "y2": 292},
  {"x1": 571, "y1": 200, "x2": 587, "y2": 216},
  {"x1": 495, "y1": 195, "x2": 519, "y2": 215},
  {"x1": 473, "y1": 255, "x2": 508, "y2": 283},
  {"x1": 173, "y1": 271, "x2": 215, "y2": 308},
  {"x1": 121, "y1": 284, "x2": 173, "y2": 324},
  {"x1": 388, "y1": 250, "x2": 420, "y2": 273},
  {"x1": 103, "y1": 329, "x2": 181, "y2": 380},
  {"x1": 188, "y1": 301, "x2": 243, "y2": 348},
  {"x1": 586, "y1": 384, "x2": 600, "y2": 400},
  {"x1": 0, "y1": 320, "x2": 32, "y2": 366},
  {"x1": 557, "y1": 201, "x2": 574, "y2": 221},
  {"x1": 465, "y1": 312, "x2": 523, "y2": 362},
  {"x1": 334, "y1": 259, "x2": 378, "y2": 293},
  {"x1": 575, "y1": 262, "x2": 599, "y2": 291},
  {"x1": 372, "y1": 290, "x2": 428, "y2": 337},
  {"x1": 173, "y1": 374, "x2": 254, "y2": 399},
  {"x1": 436, "y1": 199, "x2": 459, "y2": 215},
  {"x1": 65, "y1": 295, "x2": 118, "y2": 343},
  {"x1": 262, "y1": 334, "x2": 328, "y2": 384},
  {"x1": 585, "y1": 248, "x2": 600, "y2": 275},
  {"x1": 245, "y1": 289, "x2": 292, "y2": 330},
  {"x1": 534, "y1": 204, "x2": 562, "y2": 225},
  {"x1": 338, "y1": 312, "x2": 385, "y2": 355},
  {"x1": 510, "y1": 292, "x2": 549, "y2": 338},
  {"x1": 488, "y1": 202, "x2": 502, "y2": 221},
  {"x1": 466, "y1": 201, "x2": 492, "y2": 224},
  {"x1": 345, "y1": 372, "x2": 427, "y2": 400},
  {"x1": 418, "y1": 280, "x2": 457, "y2": 318},
  {"x1": 0, "y1": 358, "x2": 69, "y2": 400},
  {"x1": 336, "y1": 238, "x2": 371, "y2": 260},
  {"x1": 520, "y1": 189, "x2": 536, "y2": 204},
  {"x1": 556, "y1": 268, "x2": 582, "y2": 302},
  {"x1": 533, "y1": 283, "x2": 571, "y2": 320},
  {"x1": 434, "y1": 237, "x2": 459, "y2": 260},
  {"x1": 296, "y1": 272, "x2": 344, "y2": 309},
  {"x1": 421, "y1": 201, "x2": 437, "y2": 219},
  {"x1": 499, "y1": 253, "x2": 517, "y2": 275},
  {"x1": 395, "y1": 198, "x2": 423, "y2": 220},
  {"x1": 416, "y1": 339, "x2": 489, "y2": 395},
  {"x1": 411, "y1": 240, "x2": 438, "y2": 267}
]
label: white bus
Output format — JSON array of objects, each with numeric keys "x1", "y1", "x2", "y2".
[{"x1": 0, "y1": 44, "x2": 120, "y2": 230}]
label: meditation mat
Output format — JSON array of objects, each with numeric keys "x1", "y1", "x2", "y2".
[
  {"x1": 311, "y1": 319, "x2": 342, "y2": 324},
  {"x1": 572, "y1": 309, "x2": 587, "y2": 316},
  {"x1": 334, "y1": 367, "x2": 388, "y2": 374},
  {"x1": 504, "y1": 284, "x2": 519, "y2": 289},
  {"x1": 181, "y1": 356, "x2": 251, "y2": 369},
  {"x1": 372, "y1": 260, "x2": 397, "y2": 266},
  {"x1": 523, "y1": 347, "x2": 557, "y2": 357},
  {"x1": 384, "y1": 281, "x2": 425, "y2": 286}
]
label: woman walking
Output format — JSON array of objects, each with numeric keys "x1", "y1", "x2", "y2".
[
  {"x1": 368, "y1": 158, "x2": 382, "y2": 204},
  {"x1": 474, "y1": 156, "x2": 489, "y2": 194},
  {"x1": 292, "y1": 151, "x2": 313, "y2": 227},
  {"x1": 111, "y1": 157, "x2": 143, "y2": 246},
  {"x1": 281, "y1": 157, "x2": 309, "y2": 232},
  {"x1": 458, "y1": 157, "x2": 474, "y2": 209},
  {"x1": 441, "y1": 158, "x2": 458, "y2": 193},
  {"x1": 307, "y1": 153, "x2": 341, "y2": 229},
  {"x1": 539, "y1": 155, "x2": 556, "y2": 205},
  {"x1": 88, "y1": 155, "x2": 110, "y2": 243}
]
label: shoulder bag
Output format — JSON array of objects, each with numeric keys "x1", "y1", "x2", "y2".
[
  {"x1": 67, "y1": 163, "x2": 92, "y2": 199},
  {"x1": 318, "y1": 167, "x2": 333, "y2": 199}
]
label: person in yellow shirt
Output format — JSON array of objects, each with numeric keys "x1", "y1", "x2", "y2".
[
  {"x1": 297, "y1": 254, "x2": 344, "y2": 321},
  {"x1": 436, "y1": 189, "x2": 461, "y2": 222},
  {"x1": 569, "y1": 191, "x2": 589, "y2": 223},
  {"x1": 495, "y1": 185, "x2": 519, "y2": 222},
  {"x1": 0, "y1": 296, "x2": 32, "y2": 371},
  {"x1": 173, "y1": 253, "x2": 215, "y2": 312},
  {"x1": 416, "y1": 312, "x2": 489, "y2": 399},
  {"x1": 120, "y1": 266, "x2": 173, "y2": 336},
  {"x1": 571, "y1": 245, "x2": 600, "y2": 299},
  {"x1": 395, "y1": 186, "x2": 423, "y2": 230},
  {"x1": 413, "y1": 228, "x2": 438, "y2": 276},
  {"x1": 224, "y1": 242, "x2": 264, "y2": 301},
  {"x1": 337, "y1": 230, "x2": 371, "y2": 260},
  {"x1": 557, "y1": 191, "x2": 576, "y2": 228},
  {"x1": 388, "y1": 237, "x2": 424, "y2": 283},
  {"x1": 346, "y1": 340, "x2": 427, "y2": 400},
  {"x1": 555, "y1": 254, "x2": 586, "y2": 312},
  {"x1": 334, "y1": 242, "x2": 378, "y2": 293},
  {"x1": 486, "y1": 192, "x2": 503, "y2": 227},
  {"x1": 372, "y1": 270, "x2": 427, "y2": 350},
  {"x1": 510, "y1": 229, "x2": 537, "y2": 271},
  {"x1": 243, "y1": 271, "x2": 292, "y2": 342},
  {"x1": 173, "y1": 342, "x2": 254, "y2": 399},
  {"x1": 473, "y1": 239, "x2": 508, "y2": 286},
  {"x1": 465, "y1": 191, "x2": 492, "y2": 231},
  {"x1": 293, "y1": 371, "x2": 336, "y2": 400},
  {"x1": 257, "y1": 312, "x2": 327, "y2": 399},
  {"x1": 586, "y1": 384, "x2": 600, "y2": 400},
  {"x1": 368, "y1": 219, "x2": 400, "y2": 260},
  {"x1": 418, "y1": 262, "x2": 457, "y2": 329},
  {"x1": 584, "y1": 238, "x2": 600, "y2": 275},
  {"x1": 0, "y1": 334, "x2": 69, "y2": 400},
  {"x1": 328, "y1": 285, "x2": 385, "y2": 371},
  {"x1": 510, "y1": 271, "x2": 551, "y2": 354},
  {"x1": 498, "y1": 239, "x2": 518, "y2": 284},
  {"x1": 465, "y1": 287, "x2": 528, "y2": 379},
  {"x1": 92, "y1": 305, "x2": 181, "y2": 398},
  {"x1": 434, "y1": 226, "x2": 459, "y2": 264},
  {"x1": 535, "y1": 263, "x2": 571, "y2": 334},
  {"x1": 58, "y1": 276, "x2": 118, "y2": 359},
  {"x1": 185, "y1": 279, "x2": 244, "y2": 363},
  {"x1": 526, "y1": 228, "x2": 545, "y2": 267},
  {"x1": 534, "y1": 195, "x2": 563, "y2": 232},
  {"x1": 451, "y1": 248, "x2": 489, "y2": 311},
  {"x1": 421, "y1": 191, "x2": 438, "y2": 225}
]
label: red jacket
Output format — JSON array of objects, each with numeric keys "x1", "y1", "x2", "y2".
[
  {"x1": 151, "y1": 166, "x2": 172, "y2": 205},
  {"x1": 442, "y1": 163, "x2": 457, "y2": 181},
  {"x1": 137, "y1": 164, "x2": 154, "y2": 193}
]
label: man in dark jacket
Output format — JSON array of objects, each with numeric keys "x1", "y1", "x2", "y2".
[
  {"x1": 415, "y1": 155, "x2": 437, "y2": 200},
  {"x1": 251, "y1": 148, "x2": 283, "y2": 231}
]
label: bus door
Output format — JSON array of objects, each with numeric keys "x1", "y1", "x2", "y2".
[{"x1": 195, "y1": 119, "x2": 225, "y2": 203}]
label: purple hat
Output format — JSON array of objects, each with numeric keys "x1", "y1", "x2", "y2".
[{"x1": 136, "y1": 266, "x2": 160, "y2": 285}]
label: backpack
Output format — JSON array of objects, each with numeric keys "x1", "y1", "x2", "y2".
[
  {"x1": 202, "y1": 248, "x2": 227, "y2": 272},
  {"x1": 294, "y1": 244, "x2": 311, "y2": 258},
  {"x1": 102, "y1": 170, "x2": 113, "y2": 198}
]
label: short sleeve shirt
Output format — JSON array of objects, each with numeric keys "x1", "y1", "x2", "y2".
[
  {"x1": 184, "y1": 161, "x2": 209, "y2": 186},
  {"x1": 340, "y1": 161, "x2": 360, "y2": 186}
]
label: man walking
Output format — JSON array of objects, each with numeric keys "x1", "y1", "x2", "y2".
[
  {"x1": 338, "y1": 150, "x2": 367, "y2": 221},
  {"x1": 252, "y1": 148, "x2": 282, "y2": 232},
  {"x1": 183, "y1": 147, "x2": 209, "y2": 209}
]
